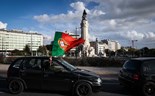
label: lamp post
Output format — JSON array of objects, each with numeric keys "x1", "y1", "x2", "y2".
[
  {"x1": 131, "y1": 40, "x2": 138, "y2": 49},
  {"x1": 1, "y1": 37, "x2": 4, "y2": 55},
  {"x1": 75, "y1": 28, "x2": 78, "y2": 58},
  {"x1": 2, "y1": 37, "x2": 4, "y2": 55},
  {"x1": 31, "y1": 33, "x2": 33, "y2": 56},
  {"x1": 131, "y1": 40, "x2": 138, "y2": 57}
]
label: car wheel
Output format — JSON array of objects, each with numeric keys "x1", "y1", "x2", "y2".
[
  {"x1": 143, "y1": 82, "x2": 155, "y2": 96},
  {"x1": 75, "y1": 82, "x2": 92, "y2": 96},
  {"x1": 8, "y1": 79, "x2": 24, "y2": 94}
]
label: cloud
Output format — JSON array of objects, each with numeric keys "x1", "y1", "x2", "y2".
[
  {"x1": 33, "y1": 2, "x2": 86, "y2": 24},
  {"x1": 118, "y1": 30, "x2": 155, "y2": 48},
  {"x1": 119, "y1": 30, "x2": 144, "y2": 40},
  {"x1": 88, "y1": 33, "x2": 97, "y2": 41},
  {"x1": 33, "y1": 0, "x2": 155, "y2": 48},
  {"x1": 144, "y1": 32, "x2": 155, "y2": 40},
  {"x1": 43, "y1": 34, "x2": 52, "y2": 44},
  {"x1": 119, "y1": 30, "x2": 155, "y2": 40},
  {"x1": 0, "y1": 21, "x2": 7, "y2": 29},
  {"x1": 33, "y1": 1, "x2": 105, "y2": 25},
  {"x1": 43, "y1": 34, "x2": 52, "y2": 41},
  {"x1": 70, "y1": 1, "x2": 85, "y2": 11},
  {"x1": 90, "y1": 0, "x2": 155, "y2": 20},
  {"x1": 109, "y1": 19, "x2": 116, "y2": 28}
]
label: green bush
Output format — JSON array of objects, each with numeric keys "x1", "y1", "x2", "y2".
[
  {"x1": 0, "y1": 56, "x2": 125, "y2": 67},
  {"x1": 64, "y1": 57, "x2": 125, "y2": 67},
  {"x1": 0, "y1": 56, "x2": 18, "y2": 64}
]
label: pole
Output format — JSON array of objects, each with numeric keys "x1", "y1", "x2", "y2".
[
  {"x1": 131, "y1": 40, "x2": 138, "y2": 48},
  {"x1": 131, "y1": 40, "x2": 138, "y2": 57},
  {"x1": 75, "y1": 27, "x2": 78, "y2": 59},
  {"x1": 31, "y1": 33, "x2": 32, "y2": 56},
  {"x1": 2, "y1": 37, "x2": 3, "y2": 55}
]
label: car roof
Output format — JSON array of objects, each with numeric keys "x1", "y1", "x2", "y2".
[
  {"x1": 14, "y1": 56, "x2": 61, "y2": 61},
  {"x1": 131, "y1": 57, "x2": 155, "y2": 61}
]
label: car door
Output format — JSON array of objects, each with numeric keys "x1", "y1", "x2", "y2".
[
  {"x1": 42, "y1": 59, "x2": 74, "y2": 91},
  {"x1": 143, "y1": 60, "x2": 155, "y2": 81},
  {"x1": 20, "y1": 57, "x2": 43, "y2": 89}
]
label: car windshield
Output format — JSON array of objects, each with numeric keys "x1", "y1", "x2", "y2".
[
  {"x1": 57, "y1": 59, "x2": 77, "y2": 71},
  {"x1": 123, "y1": 60, "x2": 141, "y2": 71}
]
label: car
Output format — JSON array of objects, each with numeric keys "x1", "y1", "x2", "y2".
[
  {"x1": 7, "y1": 56, "x2": 102, "y2": 96},
  {"x1": 118, "y1": 57, "x2": 155, "y2": 96}
]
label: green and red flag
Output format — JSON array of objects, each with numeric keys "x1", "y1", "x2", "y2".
[{"x1": 51, "y1": 32, "x2": 85, "y2": 56}]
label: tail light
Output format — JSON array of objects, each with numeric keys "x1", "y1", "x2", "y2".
[{"x1": 133, "y1": 74, "x2": 140, "y2": 80}]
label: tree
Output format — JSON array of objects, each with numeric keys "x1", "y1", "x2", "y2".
[
  {"x1": 135, "y1": 50, "x2": 141, "y2": 57},
  {"x1": 46, "y1": 45, "x2": 52, "y2": 52},
  {"x1": 37, "y1": 46, "x2": 47, "y2": 56},
  {"x1": 140, "y1": 47, "x2": 149, "y2": 56},
  {"x1": 148, "y1": 48, "x2": 155, "y2": 57},
  {"x1": 23, "y1": 44, "x2": 31, "y2": 56},
  {"x1": 127, "y1": 47, "x2": 137, "y2": 57},
  {"x1": 116, "y1": 47, "x2": 127, "y2": 56},
  {"x1": 105, "y1": 49, "x2": 109, "y2": 55},
  {"x1": 104, "y1": 49, "x2": 114, "y2": 57},
  {"x1": 11, "y1": 49, "x2": 23, "y2": 56}
]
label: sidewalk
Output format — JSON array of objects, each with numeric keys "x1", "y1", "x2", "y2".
[
  {"x1": 0, "y1": 64, "x2": 9, "y2": 72},
  {"x1": 77, "y1": 66, "x2": 120, "y2": 75}
]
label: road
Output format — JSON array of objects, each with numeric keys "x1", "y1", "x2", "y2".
[{"x1": 0, "y1": 65, "x2": 138, "y2": 96}]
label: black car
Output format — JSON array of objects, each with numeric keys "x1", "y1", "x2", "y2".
[
  {"x1": 7, "y1": 56, "x2": 102, "y2": 96},
  {"x1": 118, "y1": 57, "x2": 155, "y2": 96}
]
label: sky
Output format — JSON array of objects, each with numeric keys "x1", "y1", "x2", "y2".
[{"x1": 0, "y1": 0, "x2": 155, "y2": 49}]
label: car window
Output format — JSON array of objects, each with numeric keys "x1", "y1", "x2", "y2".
[
  {"x1": 51, "y1": 61, "x2": 67, "y2": 72},
  {"x1": 43, "y1": 59, "x2": 67, "y2": 72},
  {"x1": 12, "y1": 59, "x2": 23, "y2": 68},
  {"x1": 34, "y1": 59, "x2": 42, "y2": 69},
  {"x1": 123, "y1": 60, "x2": 141, "y2": 71},
  {"x1": 143, "y1": 60, "x2": 155, "y2": 74},
  {"x1": 23, "y1": 58, "x2": 41, "y2": 70},
  {"x1": 143, "y1": 63, "x2": 149, "y2": 73},
  {"x1": 57, "y1": 59, "x2": 76, "y2": 71},
  {"x1": 43, "y1": 59, "x2": 50, "y2": 70}
]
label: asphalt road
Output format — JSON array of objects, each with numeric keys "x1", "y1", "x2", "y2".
[
  {"x1": 0, "y1": 76, "x2": 132, "y2": 96},
  {"x1": 0, "y1": 65, "x2": 140, "y2": 96}
]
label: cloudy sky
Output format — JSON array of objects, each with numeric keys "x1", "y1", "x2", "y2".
[{"x1": 0, "y1": 0, "x2": 155, "y2": 48}]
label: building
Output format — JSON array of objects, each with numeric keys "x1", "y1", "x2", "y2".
[
  {"x1": 0, "y1": 29, "x2": 43, "y2": 53},
  {"x1": 95, "y1": 39, "x2": 108, "y2": 57},
  {"x1": 90, "y1": 39, "x2": 121, "y2": 57},
  {"x1": 101, "y1": 39, "x2": 121, "y2": 52}
]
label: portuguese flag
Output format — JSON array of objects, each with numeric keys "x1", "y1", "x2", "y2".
[{"x1": 51, "y1": 32, "x2": 85, "y2": 56}]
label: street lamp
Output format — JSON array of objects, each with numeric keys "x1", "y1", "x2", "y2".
[
  {"x1": 30, "y1": 33, "x2": 33, "y2": 56},
  {"x1": 1, "y1": 37, "x2": 3, "y2": 53}
]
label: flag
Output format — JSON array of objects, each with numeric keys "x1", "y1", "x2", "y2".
[{"x1": 51, "y1": 32, "x2": 85, "y2": 56}]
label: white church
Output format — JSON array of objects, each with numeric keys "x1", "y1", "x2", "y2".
[{"x1": 67, "y1": 10, "x2": 121, "y2": 57}]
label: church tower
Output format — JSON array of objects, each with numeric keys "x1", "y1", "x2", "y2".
[{"x1": 80, "y1": 10, "x2": 90, "y2": 56}]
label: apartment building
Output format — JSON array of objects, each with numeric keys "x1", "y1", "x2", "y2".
[
  {"x1": 0, "y1": 29, "x2": 43, "y2": 52},
  {"x1": 101, "y1": 39, "x2": 121, "y2": 52}
]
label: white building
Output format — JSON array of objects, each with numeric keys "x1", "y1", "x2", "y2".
[
  {"x1": 0, "y1": 29, "x2": 43, "y2": 52},
  {"x1": 101, "y1": 39, "x2": 121, "y2": 52},
  {"x1": 90, "y1": 39, "x2": 121, "y2": 57},
  {"x1": 96, "y1": 42, "x2": 108, "y2": 57}
]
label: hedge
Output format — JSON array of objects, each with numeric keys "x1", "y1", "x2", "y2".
[
  {"x1": 0, "y1": 56, "x2": 126, "y2": 67},
  {"x1": 63, "y1": 57, "x2": 126, "y2": 67}
]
